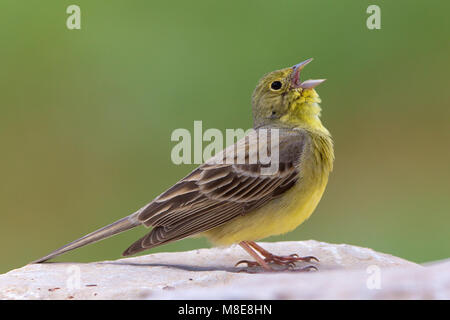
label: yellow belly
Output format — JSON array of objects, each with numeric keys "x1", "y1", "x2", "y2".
[{"x1": 202, "y1": 175, "x2": 329, "y2": 245}]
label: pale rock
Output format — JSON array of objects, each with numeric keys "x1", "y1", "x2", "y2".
[{"x1": 0, "y1": 240, "x2": 447, "y2": 300}]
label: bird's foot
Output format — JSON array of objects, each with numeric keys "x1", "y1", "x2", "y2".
[
  {"x1": 236, "y1": 241, "x2": 319, "y2": 272},
  {"x1": 235, "y1": 257, "x2": 318, "y2": 272}
]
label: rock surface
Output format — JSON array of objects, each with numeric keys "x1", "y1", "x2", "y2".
[{"x1": 0, "y1": 240, "x2": 448, "y2": 299}]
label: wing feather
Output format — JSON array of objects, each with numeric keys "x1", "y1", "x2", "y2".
[{"x1": 122, "y1": 128, "x2": 308, "y2": 256}]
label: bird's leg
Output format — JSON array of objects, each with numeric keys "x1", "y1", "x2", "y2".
[
  {"x1": 247, "y1": 241, "x2": 319, "y2": 270},
  {"x1": 236, "y1": 241, "x2": 272, "y2": 271}
]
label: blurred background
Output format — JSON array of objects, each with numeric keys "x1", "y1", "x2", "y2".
[{"x1": 1, "y1": 0, "x2": 449, "y2": 274}]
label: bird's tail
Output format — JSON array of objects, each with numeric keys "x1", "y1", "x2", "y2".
[{"x1": 31, "y1": 211, "x2": 142, "y2": 264}]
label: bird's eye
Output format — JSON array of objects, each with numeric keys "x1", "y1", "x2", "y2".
[{"x1": 270, "y1": 81, "x2": 282, "y2": 91}]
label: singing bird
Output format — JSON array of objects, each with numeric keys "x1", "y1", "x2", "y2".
[{"x1": 33, "y1": 59, "x2": 334, "y2": 271}]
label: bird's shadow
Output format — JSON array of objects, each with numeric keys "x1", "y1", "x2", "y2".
[
  {"x1": 99, "y1": 261, "x2": 241, "y2": 273},
  {"x1": 98, "y1": 261, "x2": 317, "y2": 274}
]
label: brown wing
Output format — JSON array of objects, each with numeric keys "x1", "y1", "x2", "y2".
[{"x1": 122, "y1": 128, "x2": 307, "y2": 256}]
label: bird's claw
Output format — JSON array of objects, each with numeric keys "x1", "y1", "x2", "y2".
[
  {"x1": 297, "y1": 265, "x2": 318, "y2": 272},
  {"x1": 235, "y1": 259, "x2": 260, "y2": 268},
  {"x1": 295, "y1": 255, "x2": 319, "y2": 263}
]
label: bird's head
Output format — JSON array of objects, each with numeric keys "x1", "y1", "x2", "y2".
[{"x1": 251, "y1": 58, "x2": 326, "y2": 130}]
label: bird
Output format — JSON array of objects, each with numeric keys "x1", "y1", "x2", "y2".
[{"x1": 32, "y1": 58, "x2": 334, "y2": 272}]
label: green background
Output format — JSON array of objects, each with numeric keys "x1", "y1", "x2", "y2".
[{"x1": 1, "y1": 1, "x2": 449, "y2": 274}]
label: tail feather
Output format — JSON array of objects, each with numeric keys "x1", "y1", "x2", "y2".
[{"x1": 31, "y1": 212, "x2": 142, "y2": 264}]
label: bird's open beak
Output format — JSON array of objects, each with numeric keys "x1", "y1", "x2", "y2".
[{"x1": 291, "y1": 58, "x2": 326, "y2": 89}]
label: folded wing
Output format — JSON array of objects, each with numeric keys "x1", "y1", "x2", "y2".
[{"x1": 123, "y1": 128, "x2": 307, "y2": 256}]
